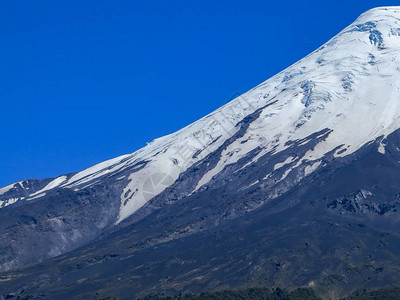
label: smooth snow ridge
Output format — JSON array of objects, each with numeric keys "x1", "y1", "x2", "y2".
[
  {"x1": 0, "y1": 183, "x2": 16, "y2": 196},
  {"x1": 1, "y1": 7, "x2": 400, "y2": 223}
]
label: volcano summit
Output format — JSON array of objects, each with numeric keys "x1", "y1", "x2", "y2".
[{"x1": 2, "y1": 6, "x2": 400, "y2": 300}]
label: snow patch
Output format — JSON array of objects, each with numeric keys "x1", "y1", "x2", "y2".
[
  {"x1": 273, "y1": 157, "x2": 296, "y2": 170},
  {"x1": 28, "y1": 193, "x2": 46, "y2": 200},
  {"x1": 378, "y1": 140, "x2": 387, "y2": 154},
  {"x1": 304, "y1": 161, "x2": 322, "y2": 176},
  {"x1": 30, "y1": 176, "x2": 67, "y2": 197},
  {"x1": 0, "y1": 198, "x2": 19, "y2": 208},
  {"x1": 0, "y1": 183, "x2": 15, "y2": 196}
]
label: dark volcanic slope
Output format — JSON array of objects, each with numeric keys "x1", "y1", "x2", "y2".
[
  {"x1": 2, "y1": 128, "x2": 400, "y2": 299},
  {"x1": 3, "y1": 6, "x2": 400, "y2": 300}
]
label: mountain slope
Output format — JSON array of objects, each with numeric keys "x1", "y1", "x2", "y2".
[
  {"x1": 3, "y1": 130, "x2": 400, "y2": 299},
  {"x1": 2, "y1": 6, "x2": 400, "y2": 299}
]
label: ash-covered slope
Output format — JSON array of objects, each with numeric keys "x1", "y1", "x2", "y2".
[{"x1": 2, "y1": 6, "x2": 400, "y2": 298}]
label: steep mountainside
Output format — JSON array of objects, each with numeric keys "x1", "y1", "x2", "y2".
[{"x1": 2, "y1": 6, "x2": 400, "y2": 300}]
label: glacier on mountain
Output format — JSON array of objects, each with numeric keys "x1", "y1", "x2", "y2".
[{"x1": 1, "y1": 6, "x2": 400, "y2": 225}]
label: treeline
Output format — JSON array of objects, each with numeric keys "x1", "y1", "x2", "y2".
[
  {"x1": 139, "y1": 287, "x2": 321, "y2": 300},
  {"x1": 347, "y1": 287, "x2": 400, "y2": 299},
  {"x1": 138, "y1": 287, "x2": 400, "y2": 300}
]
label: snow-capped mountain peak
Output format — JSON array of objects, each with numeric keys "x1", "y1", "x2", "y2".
[{"x1": 2, "y1": 6, "x2": 400, "y2": 225}]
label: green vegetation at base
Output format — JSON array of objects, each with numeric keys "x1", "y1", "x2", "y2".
[
  {"x1": 347, "y1": 287, "x2": 400, "y2": 300},
  {"x1": 139, "y1": 287, "x2": 321, "y2": 300},
  {"x1": 139, "y1": 286, "x2": 400, "y2": 300},
  {"x1": 16, "y1": 285, "x2": 400, "y2": 299}
]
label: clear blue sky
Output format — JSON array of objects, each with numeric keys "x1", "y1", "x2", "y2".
[{"x1": 0, "y1": 0, "x2": 397, "y2": 187}]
